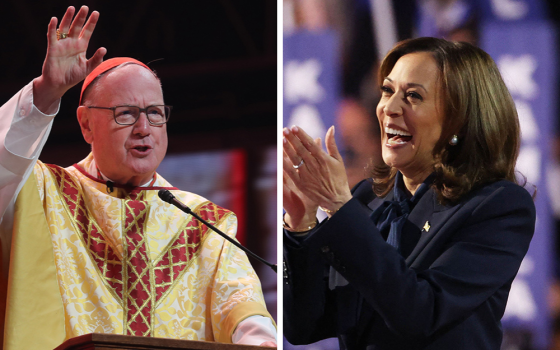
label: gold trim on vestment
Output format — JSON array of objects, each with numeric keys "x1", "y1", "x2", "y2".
[
  {"x1": 153, "y1": 200, "x2": 233, "y2": 308},
  {"x1": 47, "y1": 165, "x2": 239, "y2": 338},
  {"x1": 47, "y1": 165, "x2": 124, "y2": 305},
  {"x1": 5, "y1": 160, "x2": 272, "y2": 345}
]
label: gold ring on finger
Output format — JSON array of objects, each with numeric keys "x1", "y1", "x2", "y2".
[{"x1": 56, "y1": 29, "x2": 69, "y2": 40}]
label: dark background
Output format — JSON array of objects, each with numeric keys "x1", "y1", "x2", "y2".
[
  {"x1": 0, "y1": 0, "x2": 278, "y2": 319},
  {"x1": 0, "y1": 0, "x2": 276, "y2": 160}
]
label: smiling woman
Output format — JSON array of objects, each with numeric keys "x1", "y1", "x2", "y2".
[
  {"x1": 372, "y1": 38, "x2": 521, "y2": 203},
  {"x1": 282, "y1": 37, "x2": 535, "y2": 350},
  {"x1": 376, "y1": 52, "x2": 445, "y2": 195}
]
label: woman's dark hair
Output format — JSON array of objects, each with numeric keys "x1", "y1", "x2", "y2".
[{"x1": 372, "y1": 37, "x2": 521, "y2": 204}]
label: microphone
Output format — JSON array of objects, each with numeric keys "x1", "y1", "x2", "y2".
[{"x1": 158, "y1": 189, "x2": 277, "y2": 273}]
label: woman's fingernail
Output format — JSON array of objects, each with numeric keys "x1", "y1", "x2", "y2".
[
  {"x1": 283, "y1": 128, "x2": 290, "y2": 136},
  {"x1": 291, "y1": 125, "x2": 299, "y2": 133},
  {"x1": 283, "y1": 137, "x2": 287, "y2": 144}
]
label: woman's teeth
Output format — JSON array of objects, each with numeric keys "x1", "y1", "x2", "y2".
[
  {"x1": 385, "y1": 127, "x2": 411, "y2": 137},
  {"x1": 385, "y1": 127, "x2": 412, "y2": 145}
]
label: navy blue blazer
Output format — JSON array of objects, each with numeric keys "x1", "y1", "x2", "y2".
[{"x1": 283, "y1": 179, "x2": 536, "y2": 350}]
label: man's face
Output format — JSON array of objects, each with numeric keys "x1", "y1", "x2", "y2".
[{"x1": 79, "y1": 64, "x2": 168, "y2": 186}]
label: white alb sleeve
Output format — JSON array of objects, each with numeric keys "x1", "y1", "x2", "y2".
[
  {"x1": 0, "y1": 79, "x2": 57, "y2": 220},
  {"x1": 231, "y1": 315, "x2": 277, "y2": 345}
]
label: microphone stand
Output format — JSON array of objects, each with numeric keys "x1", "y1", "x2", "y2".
[{"x1": 158, "y1": 189, "x2": 277, "y2": 273}]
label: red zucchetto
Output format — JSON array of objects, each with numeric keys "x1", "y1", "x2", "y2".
[{"x1": 80, "y1": 57, "x2": 151, "y2": 104}]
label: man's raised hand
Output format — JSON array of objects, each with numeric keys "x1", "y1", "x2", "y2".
[{"x1": 34, "y1": 6, "x2": 106, "y2": 113}]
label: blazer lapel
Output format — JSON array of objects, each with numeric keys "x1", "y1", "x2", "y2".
[
  {"x1": 366, "y1": 188, "x2": 461, "y2": 266},
  {"x1": 356, "y1": 187, "x2": 464, "y2": 343},
  {"x1": 405, "y1": 190, "x2": 463, "y2": 266}
]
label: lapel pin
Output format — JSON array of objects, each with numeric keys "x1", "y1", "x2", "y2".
[{"x1": 423, "y1": 221, "x2": 431, "y2": 232}]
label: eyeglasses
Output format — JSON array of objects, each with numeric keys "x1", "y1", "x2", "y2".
[{"x1": 87, "y1": 105, "x2": 172, "y2": 125}]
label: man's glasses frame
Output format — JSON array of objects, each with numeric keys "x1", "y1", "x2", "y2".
[{"x1": 87, "y1": 105, "x2": 172, "y2": 126}]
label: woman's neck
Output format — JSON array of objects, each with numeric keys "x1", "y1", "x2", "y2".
[{"x1": 401, "y1": 168, "x2": 433, "y2": 195}]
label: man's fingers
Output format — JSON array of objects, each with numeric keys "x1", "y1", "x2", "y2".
[
  {"x1": 69, "y1": 6, "x2": 89, "y2": 38},
  {"x1": 325, "y1": 126, "x2": 343, "y2": 161},
  {"x1": 260, "y1": 341, "x2": 277, "y2": 347},
  {"x1": 80, "y1": 10, "x2": 99, "y2": 42},
  {"x1": 58, "y1": 6, "x2": 75, "y2": 33},
  {"x1": 47, "y1": 17, "x2": 58, "y2": 45},
  {"x1": 87, "y1": 47, "x2": 107, "y2": 73}
]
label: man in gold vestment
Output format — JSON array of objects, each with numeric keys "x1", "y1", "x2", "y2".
[{"x1": 0, "y1": 6, "x2": 276, "y2": 349}]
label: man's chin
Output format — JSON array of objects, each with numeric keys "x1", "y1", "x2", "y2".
[{"x1": 116, "y1": 163, "x2": 159, "y2": 186}]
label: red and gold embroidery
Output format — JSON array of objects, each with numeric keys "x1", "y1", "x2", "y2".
[
  {"x1": 47, "y1": 164, "x2": 231, "y2": 336},
  {"x1": 48, "y1": 165, "x2": 124, "y2": 301},
  {"x1": 123, "y1": 192, "x2": 152, "y2": 336},
  {"x1": 152, "y1": 202, "x2": 228, "y2": 303}
]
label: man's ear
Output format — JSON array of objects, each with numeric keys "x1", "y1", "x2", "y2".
[{"x1": 77, "y1": 106, "x2": 94, "y2": 144}]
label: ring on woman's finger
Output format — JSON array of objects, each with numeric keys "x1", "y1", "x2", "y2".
[
  {"x1": 56, "y1": 29, "x2": 69, "y2": 40},
  {"x1": 293, "y1": 159, "x2": 304, "y2": 169}
]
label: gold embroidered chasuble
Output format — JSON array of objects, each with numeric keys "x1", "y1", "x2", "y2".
[{"x1": 3, "y1": 155, "x2": 271, "y2": 350}]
